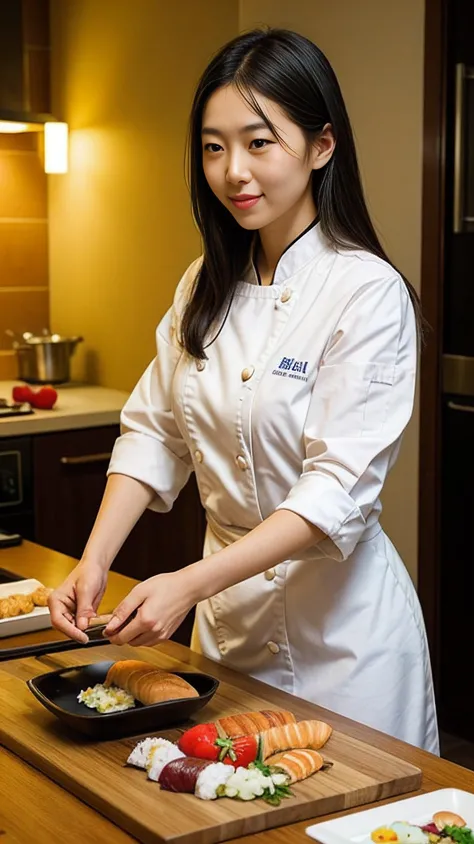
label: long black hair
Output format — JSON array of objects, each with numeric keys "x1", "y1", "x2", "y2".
[{"x1": 181, "y1": 27, "x2": 422, "y2": 359}]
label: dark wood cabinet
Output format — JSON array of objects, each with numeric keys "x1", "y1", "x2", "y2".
[{"x1": 32, "y1": 425, "x2": 206, "y2": 645}]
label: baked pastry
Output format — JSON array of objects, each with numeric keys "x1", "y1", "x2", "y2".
[{"x1": 104, "y1": 660, "x2": 198, "y2": 705}]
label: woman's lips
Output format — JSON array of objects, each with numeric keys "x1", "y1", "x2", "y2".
[{"x1": 229, "y1": 195, "x2": 262, "y2": 209}]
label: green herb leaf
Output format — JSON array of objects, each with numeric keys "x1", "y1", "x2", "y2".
[
  {"x1": 443, "y1": 826, "x2": 474, "y2": 844},
  {"x1": 261, "y1": 784, "x2": 293, "y2": 807}
]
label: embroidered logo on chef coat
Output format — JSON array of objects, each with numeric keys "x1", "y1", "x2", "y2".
[{"x1": 272, "y1": 357, "x2": 309, "y2": 382}]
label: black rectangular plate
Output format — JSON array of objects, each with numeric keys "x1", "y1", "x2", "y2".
[{"x1": 27, "y1": 661, "x2": 219, "y2": 739}]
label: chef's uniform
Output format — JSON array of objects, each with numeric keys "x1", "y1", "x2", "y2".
[{"x1": 108, "y1": 222, "x2": 439, "y2": 753}]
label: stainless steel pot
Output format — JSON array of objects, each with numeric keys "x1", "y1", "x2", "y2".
[{"x1": 12, "y1": 334, "x2": 84, "y2": 384}]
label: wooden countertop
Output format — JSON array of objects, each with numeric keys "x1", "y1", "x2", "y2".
[
  {"x1": 0, "y1": 542, "x2": 473, "y2": 843},
  {"x1": 0, "y1": 539, "x2": 136, "y2": 650}
]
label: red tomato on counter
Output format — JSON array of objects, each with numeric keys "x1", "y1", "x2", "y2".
[
  {"x1": 31, "y1": 386, "x2": 58, "y2": 409},
  {"x1": 12, "y1": 385, "x2": 34, "y2": 404},
  {"x1": 12, "y1": 384, "x2": 58, "y2": 410}
]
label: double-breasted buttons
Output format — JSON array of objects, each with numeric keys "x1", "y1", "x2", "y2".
[
  {"x1": 194, "y1": 449, "x2": 203, "y2": 463},
  {"x1": 196, "y1": 359, "x2": 206, "y2": 371},
  {"x1": 264, "y1": 568, "x2": 276, "y2": 581},
  {"x1": 241, "y1": 366, "x2": 255, "y2": 382},
  {"x1": 267, "y1": 641, "x2": 280, "y2": 654},
  {"x1": 280, "y1": 288, "x2": 292, "y2": 303},
  {"x1": 235, "y1": 454, "x2": 248, "y2": 471}
]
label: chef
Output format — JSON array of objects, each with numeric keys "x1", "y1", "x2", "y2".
[{"x1": 49, "y1": 27, "x2": 439, "y2": 754}]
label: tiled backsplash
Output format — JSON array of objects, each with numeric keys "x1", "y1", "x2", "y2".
[{"x1": 0, "y1": 0, "x2": 50, "y2": 381}]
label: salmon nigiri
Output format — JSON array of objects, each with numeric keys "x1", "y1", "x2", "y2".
[
  {"x1": 266, "y1": 748, "x2": 325, "y2": 782},
  {"x1": 259, "y1": 719, "x2": 332, "y2": 760}
]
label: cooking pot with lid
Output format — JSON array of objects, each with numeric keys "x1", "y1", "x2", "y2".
[{"x1": 9, "y1": 333, "x2": 84, "y2": 384}]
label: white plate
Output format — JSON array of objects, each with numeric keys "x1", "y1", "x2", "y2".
[
  {"x1": 0, "y1": 578, "x2": 51, "y2": 638},
  {"x1": 306, "y1": 789, "x2": 474, "y2": 844}
]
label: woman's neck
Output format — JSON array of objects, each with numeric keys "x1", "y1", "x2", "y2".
[{"x1": 257, "y1": 195, "x2": 318, "y2": 285}]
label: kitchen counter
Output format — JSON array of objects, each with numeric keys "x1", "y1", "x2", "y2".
[
  {"x1": 0, "y1": 380, "x2": 129, "y2": 436},
  {"x1": 0, "y1": 539, "x2": 138, "y2": 652},
  {"x1": 0, "y1": 540, "x2": 472, "y2": 844}
]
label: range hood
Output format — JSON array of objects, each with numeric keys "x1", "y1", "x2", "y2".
[{"x1": 0, "y1": 1, "x2": 56, "y2": 130}]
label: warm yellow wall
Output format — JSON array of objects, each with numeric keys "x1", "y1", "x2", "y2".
[
  {"x1": 239, "y1": 0, "x2": 425, "y2": 582},
  {"x1": 48, "y1": 0, "x2": 238, "y2": 391}
]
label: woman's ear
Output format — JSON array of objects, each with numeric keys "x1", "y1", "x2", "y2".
[{"x1": 311, "y1": 123, "x2": 335, "y2": 170}]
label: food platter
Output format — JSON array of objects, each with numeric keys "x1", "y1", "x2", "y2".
[{"x1": 0, "y1": 578, "x2": 52, "y2": 638}]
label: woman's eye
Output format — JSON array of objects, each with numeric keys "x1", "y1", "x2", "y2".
[
  {"x1": 204, "y1": 143, "x2": 223, "y2": 153},
  {"x1": 250, "y1": 138, "x2": 271, "y2": 149}
]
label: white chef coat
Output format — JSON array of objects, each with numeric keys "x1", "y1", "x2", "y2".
[{"x1": 108, "y1": 222, "x2": 439, "y2": 754}]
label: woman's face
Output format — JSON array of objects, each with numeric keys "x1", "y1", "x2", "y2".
[{"x1": 201, "y1": 84, "x2": 332, "y2": 232}]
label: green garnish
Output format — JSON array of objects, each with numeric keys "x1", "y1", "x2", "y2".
[
  {"x1": 443, "y1": 827, "x2": 474, "y2": 844},
  {"x1": 250, "y1": 760, "x2": 293, "y2": 807}
]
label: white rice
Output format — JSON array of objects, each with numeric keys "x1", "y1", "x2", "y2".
[
  {"x1": 146, "y1": 740, "x2": 185, "y2": 782},
  {"x1": 127, "y1": 737, "x2": 172, "y2": 769},
  {"x1": 195, "y1": 762, "x2": 235, "y2": 800}
]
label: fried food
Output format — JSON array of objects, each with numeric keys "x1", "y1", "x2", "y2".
[
  {"x1": 0, "y1": 582, "x2": 51, "y2": 619},
  {"x1": 0, "y1": 594, "x2": 35, "y2": 618},
  {"x1": 30, "y1": 585, "x2": 52, "y2": 606}
]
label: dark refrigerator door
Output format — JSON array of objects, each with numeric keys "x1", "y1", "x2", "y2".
[{"x1": 439, "y1": 392, "x2": 474, "y2": 737}]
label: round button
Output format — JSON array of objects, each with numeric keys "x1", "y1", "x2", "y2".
[
  {"x1": 264, "y1": 569, "x2": 276, "y2": 581},
  {"x1": 267, "y1": 641, "x2": 280, "y2": 655},
  {"x1": 235, "y1": 455, "x2": 248, "y2": 471},
  {"x1": 196, "y1": 360, "x2": 206, "y2": 371},
  {"x1": 194, "y1": 450, "x2": 203, "y2": 463},
  {"x1": 241, "y1": 366, "x2": 255, "y2": 382},
  {"x1": 280, "y1": 288, "x2": 292, "y2": 303}
]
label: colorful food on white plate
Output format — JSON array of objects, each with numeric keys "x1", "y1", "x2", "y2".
[
  {"x1": 371, "y1": 811, "x2": 474, "y2": 844},
  {"x1": 77, "y1": 660, "x2": 198, "y2": 713},
  {"x1": 126, "y1": 708, "x2": 334, "y2": 805}
]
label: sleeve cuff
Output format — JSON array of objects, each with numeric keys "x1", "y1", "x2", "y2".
[
  {"x1": 275, "y1": 472, "x2": 366, "y2": 561},
  {"x1": 107, "y1": 431, "x2": 192, "y2": 513}
]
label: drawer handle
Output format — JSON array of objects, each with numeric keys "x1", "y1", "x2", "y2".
[
  {"x1": 447, "y1": 401, "x2": 474, "y2": 414},
  {"x1": 60, "y1": 452, "x2": 112, "y2": 465}
]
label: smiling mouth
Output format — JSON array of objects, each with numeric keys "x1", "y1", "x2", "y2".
[{"x1": 229, "y1": 195, "x2": 262, "y2": 209}]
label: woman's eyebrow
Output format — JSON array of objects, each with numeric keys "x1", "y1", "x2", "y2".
[{"x1": 201, "y1": 121, "x2": 269, "y2": 136}]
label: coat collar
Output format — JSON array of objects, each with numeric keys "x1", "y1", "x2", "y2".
[{"x1": 245, "y1": 219, "x2": 330, "y2": 287}]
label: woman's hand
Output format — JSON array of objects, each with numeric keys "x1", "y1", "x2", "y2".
[
  {"x1": 48, "y1": 560, "x2": 109, "y2": 644},
  {"x1": 104, "y1": 571, "x2": 196, "y2": 647}
]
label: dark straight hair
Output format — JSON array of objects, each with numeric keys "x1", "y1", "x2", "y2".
[{"x1": 181, "y1": 27, "x2": 423, "y2": 359}]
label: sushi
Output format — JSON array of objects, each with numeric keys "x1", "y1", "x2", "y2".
[
  {"x1": 127, "y1": 736, "x2": 183, "y2": 773},
  {"x1": 147, "y1": 740, "x2": 185, "y2": 782},
  {"x1": 159, "y1": 757, "x2": 235, "y2": 800}
]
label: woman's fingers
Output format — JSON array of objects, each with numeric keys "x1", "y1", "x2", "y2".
[
  {"x1": 104, "y1": 591, "x2": 142, "y2": 637},
  {"x1": 48, "y1": 589, "x2": 88, "y2": 642}
]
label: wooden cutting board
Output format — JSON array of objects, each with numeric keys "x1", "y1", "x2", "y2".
[{"x1": 0, "y1": 645, "x2": 422, "y2": 844}]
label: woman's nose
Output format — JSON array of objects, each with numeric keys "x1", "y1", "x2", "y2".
[{"x1": 226, "y1": 151, "x2": 251, "y2": 184}]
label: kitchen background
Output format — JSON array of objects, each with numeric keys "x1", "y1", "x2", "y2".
[
  {"x1": 1, "y1": 0, "x2": 423, "y2": 574},
  {"x1": 0, "y1": 0, "x2": 433, "y2": 652}
]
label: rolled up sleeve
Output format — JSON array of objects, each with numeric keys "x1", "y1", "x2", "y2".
[
  {"x1": 276, "y1": 274, "x2": 417, "y2": 561},
  {"x1": 107, "y1": 260, "x2": 201, "y2": 512}
]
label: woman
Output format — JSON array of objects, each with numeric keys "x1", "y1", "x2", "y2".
[{"x1": 49, "y1": 28, "x2": 439, "y2": 753}]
